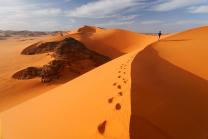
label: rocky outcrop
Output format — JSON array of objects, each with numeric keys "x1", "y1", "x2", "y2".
[
  {"x1": 13, "y1": 37, "x2": 111, "y2": 83},
  {"x1": 12, "y1": 60, "x2": 64, "y2": 83},
  {"x1": 21, "y1": 41, "x2": 59, "y2": 55},
  {"x1": 54, "y1": 38, "x2": 110, "y2": 65},
  {"x1": 40, "y1": 60, "x2": 64, "y2": 83},
  {"x1": 12, "y1": 67, "x2": 42, "y2": 80}
]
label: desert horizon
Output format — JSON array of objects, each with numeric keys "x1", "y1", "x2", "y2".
[{"x1": 1, "y1": 0, "x2": 208, "y2": 139}]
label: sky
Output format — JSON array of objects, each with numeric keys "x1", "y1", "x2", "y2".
[{"x1": 0, "y1": 0, "x2": 208, "y2": 33}]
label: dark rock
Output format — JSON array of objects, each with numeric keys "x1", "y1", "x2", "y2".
[
  {"x1": 21, "y1": 41, "x2": 59, "y2": 55},
  {"x1": 12, "y1": 67, "x2": 41, "y2": 80},
  {"x1": 54, "y1": 38, "x2": 110, "y2": 65},
  {"x1": 40, "y1": 60, "x2": 64, "y2": 83},
  {"x1": 13, "y1": 37, "x2": 111, "y2": 83}
]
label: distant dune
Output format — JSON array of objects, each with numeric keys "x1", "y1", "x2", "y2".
[{"x1": 0, "y1": 25, "x2": 208, "y2": 139}]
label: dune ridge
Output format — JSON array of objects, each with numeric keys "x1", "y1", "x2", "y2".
[
  {"x1": 130, "y1": 46, "x2": 208, "y2": 139},
  {"x1": 1, "y1": 26, "x2": 146, "y2": 112},
  {"x1": 152, "y1": 26, "x2": 208, "y2": 80},
  {"x1": 0, "y1": 25, "x2": 208, "y2": 139}
]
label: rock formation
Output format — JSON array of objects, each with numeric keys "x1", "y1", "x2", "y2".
[{"x1": 13, "y1": 37, "x2": 111, "y2": 83}]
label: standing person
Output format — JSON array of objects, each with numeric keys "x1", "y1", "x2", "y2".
[{"x1": 158, "y1": 30, "x2": 162, "y2": 41}]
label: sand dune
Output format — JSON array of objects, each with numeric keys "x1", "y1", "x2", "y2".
[
  {"x1": 130, "y1": 47, "x2": 208, "y2": 139},
  {"x1": 129, "y1": 26, "x2": 208, "y2": 139},
  {"x1": 73, "y1": 26, "x2": 156, "y2": 58},
  {"x1": 0, "y1": 25, "x2": 208, "y2": 139},
  {"x1": 69, "y1": 26, "x2": 158, "y2": 58},
  {"x1": 0, "y1": 36, "x2": 59, "y2": 112},
  {"x1": 152, "y1": 26, "x2": 208, "y2": 80},
  {"x1": 1, "y1": 51, "x2": 137, "y2": 139},
  {"x1": 39, "y1": 26, "x2": 158, "y2": 58},
  {"x1": 0, "y1": 26, "x2": 155, "y2": 112}
]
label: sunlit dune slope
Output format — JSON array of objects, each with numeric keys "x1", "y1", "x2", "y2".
[
  {"x1": 0, "y1": 37, "x2": 58, "y2": 112},
  {"x1": 2, "y1": 25, "x2": 208, "y2": 139},
  {"x1": 152, "y1": 26, "x2": 208, "y2": 79},
  {"x1": 44, "y1": 26, "x2": 158, "y2": 58},
  {"x1": 71, "y1": 26, "x2": 157, "y2": 58},
  {"x1": 1, "y1": 51, "x2": 137, "y2": 139},
  {"x1": 0, "y1": 26, "x2": 157, "y2": 112}
]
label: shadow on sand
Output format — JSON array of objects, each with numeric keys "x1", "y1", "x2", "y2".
[
  {"x1": 161, "y1": 39, "x2": 191, "y2": 42},
  {"x1": 130, "y1": 46, "x2": 208, "y2": 139}
]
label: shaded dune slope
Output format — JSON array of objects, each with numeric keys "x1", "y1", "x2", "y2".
[
  {"x1": 130, "y1": 26, "x2": 208, "y2": 139},
  {"x1": 130, "y1": 46, "x2": 208, "y2": 139},
  {"x1": 152, "y1": 26, "x2": 208, "y2": 79}
]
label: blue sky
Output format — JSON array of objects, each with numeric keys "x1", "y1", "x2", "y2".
[{"x1": 0, "y1": 0, "x2": 208, "y2": 33}]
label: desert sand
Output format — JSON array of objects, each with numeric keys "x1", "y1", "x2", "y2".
[
  {"x1": 0, "y1": 26, "x2": 208, "y2": 139},
  {"x1": 0, "y1": 36, "x2": 59, "y2": 112}
]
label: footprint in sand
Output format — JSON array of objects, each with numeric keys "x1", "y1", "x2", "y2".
[
  {"x1": 108, "y1": 97, "x2": 114, "y2": 103},
  {"x1": 98, "y1": 120, "x2": 107, "y2": 134},
  {"x1": 123, "y1": 79, "x2": 127, "y2": 83},
  {"x1": 117, "y1": 85, "x2": 122, "y2": 89},
  {"x1": 118, "y1": 92, "x2": 123, "y2": 96},
  {"x1": 99, "y1": 61, "x2": 130, "y2": 133},
  {"x1": 115, "y1": 103, "x2": 121, "y2": 110}
]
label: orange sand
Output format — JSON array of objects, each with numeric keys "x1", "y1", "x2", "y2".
[
  {"x1": 0, "y1": 27, "x2": 156, "y2": 112},
  {"x1": 1, "y1": 26, "x2": 208, "y2": 139},
  {"x1": 0, "y1": 36, "x2": 60, "y2": 112}
]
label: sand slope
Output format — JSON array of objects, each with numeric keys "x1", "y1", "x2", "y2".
[
  {"x1": 1, "y1": 51, "x2": 137, "y2": 139},
  {"x1": 0, "y1": 37, "x2": 59, "y2": 112},
  {"x1": 45, "y1": 26, "x2": 158, "y2": 58},
  {"x1": 152, "y1": 26, "x2": 208, "y2": 79},
  {"x1": 129, "y1": 26, "x2": 208, "y2": 139},
  {"x1": 0, "y1": 26, "x2": 157, "y2": 112},
  {"x1": 130, "y1": 47, "x2": 208, "y2": 139},
  {"x1": 71, "y1": 27, "x2": 157, "y2": 58},
  {"x1": 1, "y1": 26, "x2": 208, "y2": 139}
]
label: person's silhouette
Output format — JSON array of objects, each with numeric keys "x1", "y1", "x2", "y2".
[{"x1": 158, "y1": 30, "x2": 162, "y2": 41}]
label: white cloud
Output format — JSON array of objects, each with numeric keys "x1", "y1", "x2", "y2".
[
  {"x1": 120, "y1": 14, "x2": 139, "y2": 20},
  {"x1": 176, "y1": 19, "x2": 208, "y2": 25},
  {"x1": 189, "y1": 5, "x2": 208, "y2": 13},
  {"x1": 0, "y1": 0, "x2": 66, "y2": 30},
  {"x1": 152, "y1": 0, "x2": 207, "y2": 11},
  {"x1": 30, "y1": 8, "x2": 62, "y2": 17},
  {"x1": 66, "y1": 0, "x2": 141, "y2": 18},
  {"x1": 140, "y1": 20, "x2": 163, "y2": 25},
  {"x1": 96, "y1": 20, "x2": 134, "y2": 27},
  {"x1": 95, "y1": 13, "x2": 138, "y2": 27}
]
